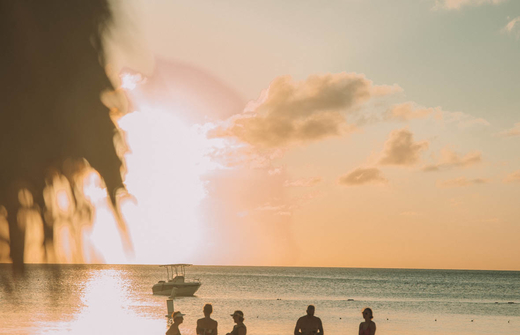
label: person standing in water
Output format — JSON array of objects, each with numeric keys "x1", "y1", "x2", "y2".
[
  {"x1": 166, "y1": 311, "x2": 185, "y2": 335},
  {"x1": 359, "y1": 307, "x2": 376, "y2": 335},
  {"x1": 197, "y1": 303, "x2": 218, "y2": 335},
  {"x1": 226, "y1": 310, "x2": 246, "y2": 335},
  {"x1": 294, "y1": 305, "x2": 324, "y2": 335}
]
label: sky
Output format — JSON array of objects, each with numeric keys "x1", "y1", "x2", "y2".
[{"x1": 67, "y1": 0, "x2": 520, "y2": 270}]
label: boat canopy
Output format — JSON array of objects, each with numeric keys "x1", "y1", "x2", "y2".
[{"x1": 159, "y1": 264, "x2": 193, "y2": 281}]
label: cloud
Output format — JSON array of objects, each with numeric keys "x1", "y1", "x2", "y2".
[
  {"x1": 385, "y1": 102, "x2": 442, "y2": 121},
  {"x1": 498, "y1": 122, "x2": 520, "y2": 137},
  {"x1": 502, "y1": 16, "x2": 520, "y2": 38},
  {"x1": 423, "y1": 147, "x2": 482, "y2": 171},
  {"x1": 206, "y1": 140, "x2": 286, "y2": 169},
  {"x1": 385, "y1": 102, "x2": 489, "y2": 129},
  {"x1": 504, "y1": 170, "x2": 520, "y2": 183},
  {"x1": 436, "y1": 177, "x2": 489, "y2": 188},
  {"x1": 255, "y1": 190, "x2": 324, "y2": 215},
  {"x1": 441, "y1": 111, "x2": 490, "y2": 128},
  {"x1": 379, "y1": 128, "x2": 429, "y2": 166},
  {"x1": 283, "y1": 177, "x2": 322, "y2": 187},
  {"x1": 268, "y1": 167, "x2": 283, "y2": 175},
  {"x1": 433, "y1": 0, "x2": 505, "y2": 10},
  {"x1": 338, "y1": 167, "x2": 388, "y2": 186},
  {"x1": 209, "y1": 73, "x2": 402, "y2": 148}
]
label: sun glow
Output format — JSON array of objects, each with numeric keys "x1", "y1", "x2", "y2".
[{"x1": 79, "y1": 104, "x2": 218, "y2": 264}]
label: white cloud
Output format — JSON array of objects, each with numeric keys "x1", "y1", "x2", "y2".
[
  {"x1": 338, "y1": 167, "x2": 388, "y2": 186},
  {"x1": 433, "y1": 0, "x2": 506, "y2": 10},
  {"x1": 379, "y1": 128, "x2": 429, "y2": 166}
]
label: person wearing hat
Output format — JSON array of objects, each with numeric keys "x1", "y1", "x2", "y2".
[
  {"x1": 294, "y1": 305, "x2": 323, "y2": 335},
  {"x1": 166, "y1": 311, "x2": 185, "y2": 335},
  {"x1": 197, "y1": 303, "x2": 218, "y2": 335},
  {"x1": 226, "y1": 310, "x2": 246, "y2": 335}
]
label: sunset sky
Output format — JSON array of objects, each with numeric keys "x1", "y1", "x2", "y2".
[{"x1": 79, "y1": 0, "x2": 520, "y2": 270}]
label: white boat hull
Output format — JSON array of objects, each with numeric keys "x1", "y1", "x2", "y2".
[{"x1": 152, "y1": 282, "x2": 201, "y2": 296}]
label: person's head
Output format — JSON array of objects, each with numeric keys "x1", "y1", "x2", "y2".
[
  {"x1": 362, "y1": 307, "x2": 373, "y2": 320},
  {"x1": 230, "y1": 310, "x2": 244, "y2": 323},
  {"x1": 172, "y1": 311, "x2": 185, "y2": 324},
  {"x1": 306, "y1": 305, "x2": 315, "y2": 316},
  {"x1": 203, "y1": 303, "x2": 213, "y2": 315}
]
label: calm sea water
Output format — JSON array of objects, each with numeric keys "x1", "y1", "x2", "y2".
[{"x1": 0, "y1": 265, "x2": 518, "y2": 335}]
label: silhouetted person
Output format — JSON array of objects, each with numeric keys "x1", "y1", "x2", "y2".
[
  {"x1": 359, "y1": 307, "x2": 376, "y2": 335},
  {"x1": 167, "y1": 311, "x2": 185, "y2": 335},
  {"x1": 294, "y1": 305, "x2": 323, "y2": 335},
  {"x1": 197, "y1": 303, "x2": 218, "y2": 335},
  {"x1": 226, "y1": 310, "x2": 246, "y2": 335},
  {"x1": 0, "y1": 0, "x2": 129, "y2": 271}
]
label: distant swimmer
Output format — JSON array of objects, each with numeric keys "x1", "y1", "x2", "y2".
[
  {"x1": 359, "y1": 308, "x2": 376, "y2": 335},
  {"x1": 197, "y1": 304, "x2": 218, "y2": 335},
  {"x1": 226, "y1": 310, "x2": 246, "y2": 335},
  {"x1": 294, "y1": 305, "x2": 324, "y2": 335},
  {"x1": 167, "y1": 311, "x2": 185, "y2": 335}
]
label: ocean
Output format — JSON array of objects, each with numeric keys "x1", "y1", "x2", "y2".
[{"x1": 0, "y1": 265, "x2": 518, "y2": 335}]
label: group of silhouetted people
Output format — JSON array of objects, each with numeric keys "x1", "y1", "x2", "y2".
[
  {"x1": 294, "y1": 305, "x2": 376, "y2": 335},
  {"x1": 167, "y1": 304, "x2": 376, "y2": 335},
  {"x1": 166, "y1": 304, "x2": 245, "y2": 335}
]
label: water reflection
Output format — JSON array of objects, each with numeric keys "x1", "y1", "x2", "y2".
[
  {"x1": 39, "y1": 269, "x2": 163, "y2": 335},
  {"x1": 0, "y1": 265, "x2": 168, "y2": 335}
]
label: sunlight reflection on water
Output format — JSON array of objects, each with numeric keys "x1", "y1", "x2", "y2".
[{"x1": 34, "y1": 269, "x2": 164, "y2": 335}]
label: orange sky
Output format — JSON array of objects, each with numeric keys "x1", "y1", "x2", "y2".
[{"x1": 16, "y1": 0, "x2": 520, "y2": 270}]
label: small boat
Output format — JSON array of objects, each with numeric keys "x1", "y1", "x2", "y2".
[{"x1": 152, "y1": 264, "x2": 201, "y2": 296}]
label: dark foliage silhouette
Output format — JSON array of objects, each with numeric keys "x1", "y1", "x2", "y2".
[{"x1": 0, "y1": 0, "x2": 129, "y2": 270}]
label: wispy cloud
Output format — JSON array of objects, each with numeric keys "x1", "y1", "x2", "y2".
[
  {"x1": 498, "y1": 122, "x2": 520, "y2": 137},
  {"x1": 441, "y1": 111, "x2": 490, "y2": 128},
  {"x1": 379, "y1": 128, "x2": 429, "y2": 166},
  {"x1": 338, "y1": 167, "x2": 387, "y2": 186},
  {"x1": 209, "y1": 72, "x2": 402, "y2": 148},
  {"x1": 423, "y1": 147, "x2": 482, "y2": 171},
  {"x1": 207, "y1": 142, "x2": 285, "y2": 169},
  {"x1": 385, "y1": 102, "x2": 489, "y2": 129},
  {"x1": 503, "y1": 170, "x2": 520, "y2": 183},
  {"x1": 502, "y1": 16, "x2": 520, "y2": 38},
  {"x1": 283, "y1": 177, "x2": 322, "y2": 187},
  {"x1": 433, "y1": 0, "x2": 506, "y2": 10},
  {"x1": 268, "y1": 167, "x2": 283, "y2": 175},
  {"x1": 385, "y1": 102, "x2": 442, "y2": 121},
  {"x1": 255, "y1": 190, "x2": 324, "y2": 215},
  {"x1": 436, "y1": 177, "x2": 489, "y2": 188}
]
